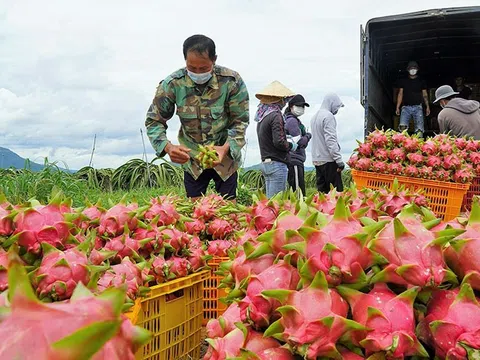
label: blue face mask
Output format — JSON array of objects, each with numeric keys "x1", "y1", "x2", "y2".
[{"x1": 187, "y1": 70, "x2": 212, "y2": 84}]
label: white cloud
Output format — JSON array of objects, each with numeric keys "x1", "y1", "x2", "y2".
[{"x1": 1, "y1": 0, "x2": 478, "y2": 169}]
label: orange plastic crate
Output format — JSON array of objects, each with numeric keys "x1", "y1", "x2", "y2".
[
  {"x1": 351, "y1": 170, "x2": 470, "y2": 221},
  {"x1": 203, "y1": 256, "x2": 229, "y2": 325},
  {"x1": 126, "y1": 270, "x2": 209, "y2": 360},
  {"x1": 462, "y1": 176, "x2": 480, "y2": 212}
]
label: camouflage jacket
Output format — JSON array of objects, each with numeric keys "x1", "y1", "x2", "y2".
[{"x1": 145, "y1": 65, "x2": 250, "y2": 181}]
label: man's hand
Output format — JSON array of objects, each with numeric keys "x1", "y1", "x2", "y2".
[
  {"x1": 337, "y1": 162, "x2": 345, "y2": 173},
  {"x1": 396, "y1": 107, "x2": 401, "y2": 116},
  {"x1": 165, "y1": 143, "x2": 191, "y2": 164},
  {"x1": 213, "y1": 143, "x2": 230, "y2": 166},
  {"x1": 426, "y1": 106, "x2": 431, "y2": 116}
]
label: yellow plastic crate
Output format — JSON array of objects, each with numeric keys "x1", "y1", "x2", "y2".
[
  {"x1": 126, "y1": 270, "x2": 209, "y2": 360},
  {"x1": 351, "y1": 169, "x2": 470, "y2": 221},
  {"x1": 203, "y1": 256, "x2": 229, "y2": 325}
]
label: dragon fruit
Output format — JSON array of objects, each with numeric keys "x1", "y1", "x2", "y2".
[
  {"x1": 263, "y1": 271, "x2": 365, "y2": 360},
  {"x1": 184, "y1": 218, "x2": 206, "y2": 235},
  {"x1": 439, "y1": 142, "x2": 454, "y2": 155},
  {"x1": 426, "y1": 156, "x2": 442, "y2": 169},
  {"x1": 435, "y1": 169, "x2": 452, "y2": 182},
  {"x1": 368, "y1": 205, "x2": 462, "y2": 287},
  {"x1": 150, "y1": 255, "x2": 167, "y2": 284},
  {"x1": 193, "y1": 194, "x2": 224, "y2": 221},
  {"x1": 392, "y1": 132, "x2": 407, "y2": 145},
  {"x1": 206, "y1": 303, "x2": 242, "y2": 339},
  {"x1": 144, "y1": 197, "x2": 179, "y2": 226},
  {"x1": 419, "y1": 166, "x2": 434, "y2": 179},
  {"x1": 378, "y1": 180, "x2": 414, "y2": 217},
  {"x1": 187, "y1": 246, "x2": 208, "y2": 271},
  {"x1": 97, "y1": 257, "x2": 147, "y2": 300},
  {"x1": 454, "y1": 168, "x2": 475, "y2": 183},
  {"x1": 454, "y1": 137, "x2": 468, "y2": 150},
  {"x1": 238, "y1": 259, "x2": 300, "y2": 329},
  {"x1": 443, "y1": 154, "x2": 462, "y2": 169},
  {"x1": 372, "y1": 161, "x2": 388, "y2": 173},
  {"x1": 466, "y1": 139, "x2": 479, "y2": 152},
  {"x1": 160, "y1": 227, "x2": 190, "y2": 255},
  {"x1": 204, "y1": 323, "x2": 283, "y2": 360},
  {"x1": 368, "y1": 129, "x2": 389, "y2": 148},
  {"x1": 0, "y1": 206, "x2": 15, "y2": 236},
  {"x1": 347, "y1": 154, "x2": 359, "y2": 168},
  {"x1": 310, "y1": 191, "x2": 338, "y2": 215},
  {"x1": 356, "y1": 158, "x2": 372, "y2": 171},
  {"x1": 251, "y1": 200, "x2": 279, "y2": 233},
  {"x1": 468, "y1": 152, "x2": 480, "y2": 166},
  {"x1": 405, "y1": 165, "x2": 419, "y2": 177},
  {"x1": 165, "y1": 256, "x2": 191, "y2": 279},
  {"x1": 98, "y1": 202, "x2": 140, "y2": 236},
  {"x1": 237, "y1": 229, "x2": 259, "y2": 246},
  {"x1": 389, "y1": 148, "x2": 406, "y2": 162},
  {"x1": 444, "y1": 200, "x2": 480, "y2": 290},
  {"x1": 132, "y1": 220, "x2": 164, "y2": 255},
  {"x1": 0, "y1": 251, "x2": 151, "y2": 360},
  {"x1": 357, "y1": 142, "x2": 373, "y2": 156},
  {"x1": 337, "y1": 284, "x2": 428, "y2": 358},
  {"x1": 388, "y1": 163, "x2": 404, "y2": 175},
  {"x1": 207, "y1": 240, "x2": 233, "y2": 257},
  {"x1": 89, "y1": 249, "x2": 116, "y2": 266},
  {"x1": 10, "y1": 196, "x2": 74, "y2": 254},
  {"x1": 207, "y1": 218, "x2": 233, "y2": 239},
  {"x1": 103, "y1": 225, "x2": 150, "y2": 263},
  {"x1": 422, "y1": 140, "x2": 438, "y2": 155},
  {"x1": 0, "y1": 248, "x2": 8, "y2": 291},
  {"x1": 374, "y1": 148, "x2": 389, "y2": 161},
  {"x1": 407, "y1": 152, "x2": 424, "y2": 165},
  {"x1": 417, "y1": 283, "x2": 480, "y2": 359},
  {"x1": 403, "y1": 137, "x2": 420, "y2": 152}
]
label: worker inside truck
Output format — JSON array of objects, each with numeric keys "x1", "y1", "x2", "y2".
[{"x1": 361, "y1": 7, "x2": 480, "y2": 139}]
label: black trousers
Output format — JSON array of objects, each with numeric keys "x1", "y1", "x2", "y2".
[
  {"x1": 183, "y1": 170, "x2": 237, "y2": 199},
  {"x1": 287, "y1": 164, "x2": 306, "y2": 196},
  {"x1": 315, "y1": 162, "x2": 343, "y2": 193}
]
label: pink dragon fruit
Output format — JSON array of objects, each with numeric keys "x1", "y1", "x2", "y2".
[
  {"x1": 78, "y1": 202, "x2": 105, "y2": 230},
  {"x1": 469, "y1": 152, "x2": 480, "y2": 166},
  {"x1": 165, "y1": 256, "x2": 191, "y2": 279},
  {"x1": 238, "y1": 259, "x2": 300, "y2": 329},
  {"x1": 388, "y1": 163, "x2": 404, "y2": 175},
  {"x1": 426, "y1": 155, "x2": 442, "y2": 169},
  {"x1": 98, "y1": 203, "x2": 139, "y2": 236},
  {"x1": 389, "y1": 148, "x2": 406, "y2": 162},
  {"x1": 311, "y1": 191, "x2": 339, "y2": 215},
  {"x1": 454, "y1": 168, "x2": 475, "y2": 183},
  {"x1": 144, "y1": 197, "x2": 180, "y2": 226},
  {"x1": 339, "y1": 348, "x2": 365, "y2": 360},
  {"x1": 356, "y1": 158, "x2": 372, "y2": 171},
  {"x1": 0, "y1": 206, "x2": 15, "y2": 236},
  {"x1": 263, "y1": 271, "x2": 364, "y2": 359},
  {"x1": 193, "y1": 194, "x2": 225, "y2": 221},
  {"x1": 407, "y1": 152, "x2": 424, "y2": 165},
  {"x1": 444, "y1": 200, "x2": 480, "y2": 290},
  {"x1": 439, "y1": 142, "x2": 454, "y2": 155},
  {"x1": 455, "y1": 137, "x2": 468, "y2": 150},
  {"x1": 357, "y1": 142, "x2": 373, "y2": 156},
  {"x1": 368, "y1": 129, "x2": 389, "y2": 148},
  {"x1": 237, "y1": 229, "x2": 259, "y2": 246},
  {"x1": 33, "y1": 242, "x2": 101, "y2": 301},
  {"x1": 435, "y1": 169, "x2": 452, "y2": 182},
  {"x1": 347, "y1": 154, "x2": 359, "y2": 168},
  {"x1": 89, "y1": 248, "x2": 116, "y2": 266},
  {"x1": 368, "y1": 205, "x2": 462, "y2": 287},
  {"x1": 207, "y1": 218, "x2": 234, "y2": 239},
  {"x1": 207, "y1": 240, "x2": 233, "y2": 257},
  {"x1": 184, "y1": 218, "x2": 206, "y2": 235},
  {"x1": 204, "y1": 323, "x2": 283, "y2": 360},
  {"x1": 403, "y1": 137, "x2": 420, "y2": 152},
  {"x1": 251, "y1": 200, "x2": 280, "y2": 233},
  {"x1": 0, "y1": 252, "x2": 151, "y2": 360},
  {"x1": 419, "y1": 166, "x2": 434, "y2": 179},
  {"x1": 103, "y1": 226, "x2": 150, "y2": 263},
  {"x1": 132, "y1": 220, "x2": 164, "y2": 255},
  {"x1": 374, "y1": 148, "x2": 389, "y2": 161},
  {"x1": 97, "y1": 257, "x2": 146, "y2": 300},
  {"x1": 11, "y1": 199, "x2": 74, "y2": 254},
  {"x1": 206, "y1": 303, "x2": 242, "y2": 338},
  {"x1": 417, "y1": 283, "x2": 480, "y2": 359},
  {"x1": 443, "y1": 154, "x2": 462, "y2": 170},
  {"x1": 466, "y1": 139, "x2": 479, "y2": 152},
  {"x1": 372, "y1": 161, "x2": 388, "y2": 173},
  {"x1": 150, "y1": 255, "x2": 167, "y2": 284},
  {"x1": 392, "y1": 132, "x2": 407, "y2": 145},
  {"x1": 404, "y1": 165, "x2": 419, "y2": 177},
  {"x1": 378, "y1": 179, "x2": 413, "y2": 217},
  {"x1": 338, "y1": 284, "x2": 428, "y2": 358},
  {"x1": 0, "y1": 248, "x2": 9, "y2": 291},
  {"x1": 160, "y1": 227, "x2": 190, "y2": 255},
  {"x1": 422, "y1": 139, "x2": 438, "y2": 155},
  {"x1": 187, "y1": 246, "x2": 207, "y2": 271}
]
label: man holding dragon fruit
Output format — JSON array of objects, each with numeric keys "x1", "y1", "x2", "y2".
[{"x1": 145, "y1": 35, "x2": 249, "y2": 200}]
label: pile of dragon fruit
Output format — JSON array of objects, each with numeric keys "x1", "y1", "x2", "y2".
[
  {"x1": 204, "y1": 189, "x2": 480, "y2": 359},
  {"x1": 348, "y1": 130, "x2": 480, "y2": 183}
]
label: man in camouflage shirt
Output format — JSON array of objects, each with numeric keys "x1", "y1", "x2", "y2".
[{"x1": 145, "y1": 35, "x2": 249, "y2": 199}]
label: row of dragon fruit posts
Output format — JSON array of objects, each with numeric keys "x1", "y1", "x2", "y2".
[
  {"x1": 1, "y1": 184, "x2": 479, "y2": 359},
  {"x1": 348, "y1": 130, "x2": 480, "y2": 183}
]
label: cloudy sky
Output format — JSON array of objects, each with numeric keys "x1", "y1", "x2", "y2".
[{"x1": 0, "y1": 0, "x2": 478, "y2": 170}]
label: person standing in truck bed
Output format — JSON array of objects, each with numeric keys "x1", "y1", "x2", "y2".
[
  {"x1": 396, "y1": 61, "x2": 430, "y2": 137},
  {"x1": 434, "y1": 85, "x2": 480, "y2": 140}
]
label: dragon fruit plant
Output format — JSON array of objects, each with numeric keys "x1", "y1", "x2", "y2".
[{"x1": 349, "y1": 130, "x2": 477, "y2": 183}]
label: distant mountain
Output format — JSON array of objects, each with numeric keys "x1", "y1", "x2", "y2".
[{"x1": 0, "y1": 147, "x2": 71, "y2": 172}]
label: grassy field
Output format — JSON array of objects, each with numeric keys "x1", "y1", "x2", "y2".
[{"x1": 0, "y1": 158, "x2": 352, "y2": 206}]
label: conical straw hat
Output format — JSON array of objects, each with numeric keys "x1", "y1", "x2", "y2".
[{"x1": 255, "y1": 81, "x2": 295, "y2": 100}]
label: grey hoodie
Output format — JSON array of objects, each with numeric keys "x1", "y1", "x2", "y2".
[
  {"x1": 438, "y1": 98, "x2": 480, "y2": 140},
  {"x1": 311, "y1": 93, "x2": 344, "y2": 164}
]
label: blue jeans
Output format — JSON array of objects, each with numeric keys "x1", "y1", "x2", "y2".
[
  {"x1": 261, "y1": 161, "x2": 288, "y2": 198},
  {"x1": 399, "y1": 105, "x2": 424, "y2": 134}
]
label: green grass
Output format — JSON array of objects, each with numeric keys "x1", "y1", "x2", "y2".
[{"x1": 0, "y1": 159, "x2": 352, "y2": 207}]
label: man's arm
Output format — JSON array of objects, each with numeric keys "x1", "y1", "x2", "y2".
[
  {"x1": 396, "y1": 88, "x2": 403, "y2": 115},
  {"x1": 225, "y1": 76, "x2": 250, "y2": 162},
  {"x1": 422, "y1": 88, "x2": 431, "y2": 116},
  {"x1": 323, "y1": 114, "x2": 343, "y2": 165}
]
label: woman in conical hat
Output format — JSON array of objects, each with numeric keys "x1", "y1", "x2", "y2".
[{"x1": 255, "y1": 81, "x2": 297, "y2": 198}]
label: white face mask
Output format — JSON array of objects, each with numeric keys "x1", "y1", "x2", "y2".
[
  {"x1": 187, "y1": 70, "x2": 213, "y2": 84},
  {"x1": 409, "y1": 69, "x2": 418, "y2": 76},
  {"x1": 291, "y1": 105, "x2": 305, "y2": 117}
]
